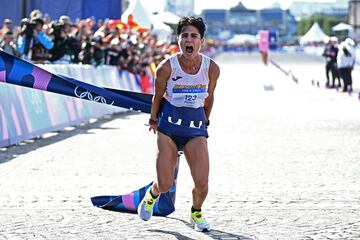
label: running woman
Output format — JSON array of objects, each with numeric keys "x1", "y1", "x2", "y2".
[{"x1": 137, "y1": 16, "x2": 220, "y2": 232}]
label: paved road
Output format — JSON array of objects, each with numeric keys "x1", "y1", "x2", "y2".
[{"x1": 1, "y1": 53, "x2": 360, "y2": 239}]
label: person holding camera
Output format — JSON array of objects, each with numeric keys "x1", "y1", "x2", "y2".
[
  {"x1": 49, "y1": 15, "x2": 80, "y2": 63},
  {"x1": 17, "y1": 17, "x2": 54, "y2": 63}
]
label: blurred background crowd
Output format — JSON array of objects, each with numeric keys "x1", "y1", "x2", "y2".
[
  {"x1": 1, "y1": 0, "x2": 359, "y2": 78},
  {"x1": 0, "y1": 7, "x2": 217, "y2": 76}
]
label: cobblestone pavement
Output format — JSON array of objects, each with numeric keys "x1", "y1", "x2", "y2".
[{"x1": 1, "y1": 53, "x2": 360, "y2": 239}]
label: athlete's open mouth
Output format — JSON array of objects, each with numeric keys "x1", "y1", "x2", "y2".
[{"x1": 185, "y1": 46, "x2": 194, "y2": 53}]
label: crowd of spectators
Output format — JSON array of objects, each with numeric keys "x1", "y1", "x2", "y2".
[{"x1": 0, "y1": 9, "x2": 219, "y2": 75}]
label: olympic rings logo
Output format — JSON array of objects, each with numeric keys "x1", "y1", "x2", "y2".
[{"x1": 74, "y1": 86, "x2": 114, "y2": 105}]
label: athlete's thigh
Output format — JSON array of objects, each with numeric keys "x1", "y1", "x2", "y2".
[
  {"x1": 184, "y1": 136, "x2": 209, "y2": 182},
  {"x1": 156, "y1": 132, "x2": 178, "y2": 181}
]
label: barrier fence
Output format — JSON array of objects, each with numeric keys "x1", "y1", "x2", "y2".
[{"x1": 0, "y1": 64, "x2": 151, "y2": 148}]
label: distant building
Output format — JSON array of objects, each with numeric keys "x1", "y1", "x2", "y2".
[
  {"x1": 201, "y1": 2, "x2": 297, "y2": 43},
  {"x1": 259, "y1": 8, "x2": 284, "y2": 29},
  {"x1": 228, "y1": 2, "x2": 258, "y2": 35},
  {"x1": 201, "y1": 9, "x2": 228, "y2": 39},
  {"x1": 164, "y1": 0, "x2": 194, "y2": 17},
  {"x1": 259, "y1": 8, "x2": 297, "y2": 41},
  {"x1": 289, "y1": 0, "x2": 348, "y2": 20}
]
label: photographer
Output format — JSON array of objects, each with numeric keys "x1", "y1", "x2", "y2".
[
  {"x1": 78, "y1": 36, "x2": 104, "y2": 66},
  {"x1": 17, "y1": 17, "x2": 54, "y2": 63},
  {"x1": 49, "y1": 15, "x2": 80, "y2": 63}
]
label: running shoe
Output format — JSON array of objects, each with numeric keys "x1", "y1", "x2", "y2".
[
  {"x1": 190, "y1": 210, "x2": 211, "y2": 232},
  {"x1": 137, "y1": 187, "x2": 158, "y2": 221}
]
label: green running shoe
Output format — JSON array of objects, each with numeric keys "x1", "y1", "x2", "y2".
[{"x1": 190, "y1": 210, "x2": 211, "y2": 232}]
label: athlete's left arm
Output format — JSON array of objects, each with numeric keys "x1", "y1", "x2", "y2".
[{"x1": 204, "y1": 59, "x2": 220, "y2": 123}]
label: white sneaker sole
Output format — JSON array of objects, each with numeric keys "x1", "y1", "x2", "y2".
[
  {"x1": 138, "y1": 201, "x2": 153, "y2": 221},
  {"x1": 190, "y1": 217, "x2": 211, "y2": 232}
]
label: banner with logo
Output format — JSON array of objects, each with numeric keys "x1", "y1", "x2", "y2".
[{"x1": 0, "y1": 50, "x2": 153, "y2": 147}]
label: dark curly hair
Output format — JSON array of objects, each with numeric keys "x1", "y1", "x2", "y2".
[{"x1": 177, "y1": 16, "x2": 206, "y2": 39}]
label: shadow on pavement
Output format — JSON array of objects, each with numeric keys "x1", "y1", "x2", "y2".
[
  {"x1": 0, "y1": 112, "x2": 137, "y2": 164},
  {"x1": 165, "y1": 216, "x2": 254, "y2": 240},
  {"x1": 148, "y1": 229, "x2": 196, "y2": 240}
]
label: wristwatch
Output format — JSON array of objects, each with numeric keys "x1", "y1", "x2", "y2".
[{"x1": 149, "y1": 119, "x2": 158, "y2": 125}]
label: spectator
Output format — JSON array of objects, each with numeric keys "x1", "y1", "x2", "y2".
[
  {"x1": 91, "y1": 36, "x2": 105, "y2": 66},
  {"x1": 30, "y1": 9, "x2": 43, "y2": 20},
  {"x1": 17, "y1": 17, "x2": 54, "y2": 62},
  {"x1": 42, "y1": 13, "x2": 52, "y2": 35},
  {"x1": 78, "y1": 40, "x2": 93, "y2": 64},
  {"x1": 49, "y1": 15, "x2": 80, "y2": 63},
  {"x1": 0, "y1": 19, "x2": 13, "y2": 39},
  {"x1": 105, "y1": 29, "x2": 122, "y2": 66},
  {"x1": 0, "y1": 31, "x2": 19, "y2": 56},
  {"x1": 337, "y1": 38, "x2": 356, "y2": 92},
  {"x1": 322, "y1": 37, "x2": 339, "y2": 88},
  {"x1": 78, "y1": 36, "x2": 104, "y2": 66}
]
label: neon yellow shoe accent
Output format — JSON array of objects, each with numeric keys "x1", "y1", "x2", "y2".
[
  {"x1": 137, "y1": 188, "x2": 158, "y2": 221},
  {"x1": 190, "y1": 211, "x2": 211, "y2": 232},
  {"x1": 144, "y1": 194, "x2": 156, "y2": 211}
]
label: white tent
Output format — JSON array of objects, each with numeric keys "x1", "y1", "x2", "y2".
[
  {"x1": 121, "y1": 0, "x2": 153, "y2": 29},
  {"x1": 121, "y1": 0, "x2": 172, "y2": 41},
  {"x1": 153, "y1": 11, "x2": 180, "y2": 25},
  {"x1": 227, "y1": 34, "x2": 257, "y2": 45},
  {"x1": 332, "y1": 22, "x2": 354, "y2": 32},
  {"x1": 299, "y1": 22, "x2": 329, "y2": 44},
  {"x1": 151, "y1": 18, "x2": 173, "y2": 42}
]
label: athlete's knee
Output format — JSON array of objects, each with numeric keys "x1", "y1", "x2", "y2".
[
  {"x1": 194, "y1": 178, "x2": 208, "y2": 192},
  {"x1": 157, "y1": 178, "x2": 174, "y2": 193}
]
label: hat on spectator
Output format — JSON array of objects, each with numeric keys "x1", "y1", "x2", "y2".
[
  {"x1": 59, "y1": 15, "x2": 72, "y2": 25},
  {"x1": 4, "y1": 19, "x2": 12, "y2": 24},
  {"x1": 329, "y1": 36, "x2": 338, "y2": 43},
  {"x1": 30, "y1": 9, "x2": 43, "y2": 20}
]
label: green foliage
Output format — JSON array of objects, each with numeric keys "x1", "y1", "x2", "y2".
[{"x1": 297, "y1": 14, "x2": 348, "y2": 36}]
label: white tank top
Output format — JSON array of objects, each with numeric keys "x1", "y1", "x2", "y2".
[{"x1": 164, "y1": 53, "x2": 210, "y2": 108}]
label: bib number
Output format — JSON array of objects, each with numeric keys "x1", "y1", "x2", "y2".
[{"x1": 185, "y1": 95, "x2": 197, "y2": 104}]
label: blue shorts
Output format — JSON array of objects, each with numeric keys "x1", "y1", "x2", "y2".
[
  {"x1": 158, "y1": 130, "x2": 195, "y2": 151},
  {"x1": 157, "y1": 100, "x2": 208, "y2": 150}
]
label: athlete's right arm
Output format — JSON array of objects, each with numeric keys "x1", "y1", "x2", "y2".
[{"x1": 149, "y1": 59, "x2": 171, "y2": 134}]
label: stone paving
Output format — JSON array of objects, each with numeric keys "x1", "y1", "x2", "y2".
[{"x1": 1, "y1": 53, "x2": 360, "y2": 239}]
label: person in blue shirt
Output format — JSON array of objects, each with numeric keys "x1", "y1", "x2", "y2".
[{"x1": 17, "y1": 18, "x2": 54, "y2": 63}]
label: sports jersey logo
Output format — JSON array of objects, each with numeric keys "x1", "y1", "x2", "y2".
[
  {"x1": 172, "y1": 76, "x2": 182, "y2": 81},
  {"x1": 173, "y1": 84, "x2": 207, "y2": 93}
]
